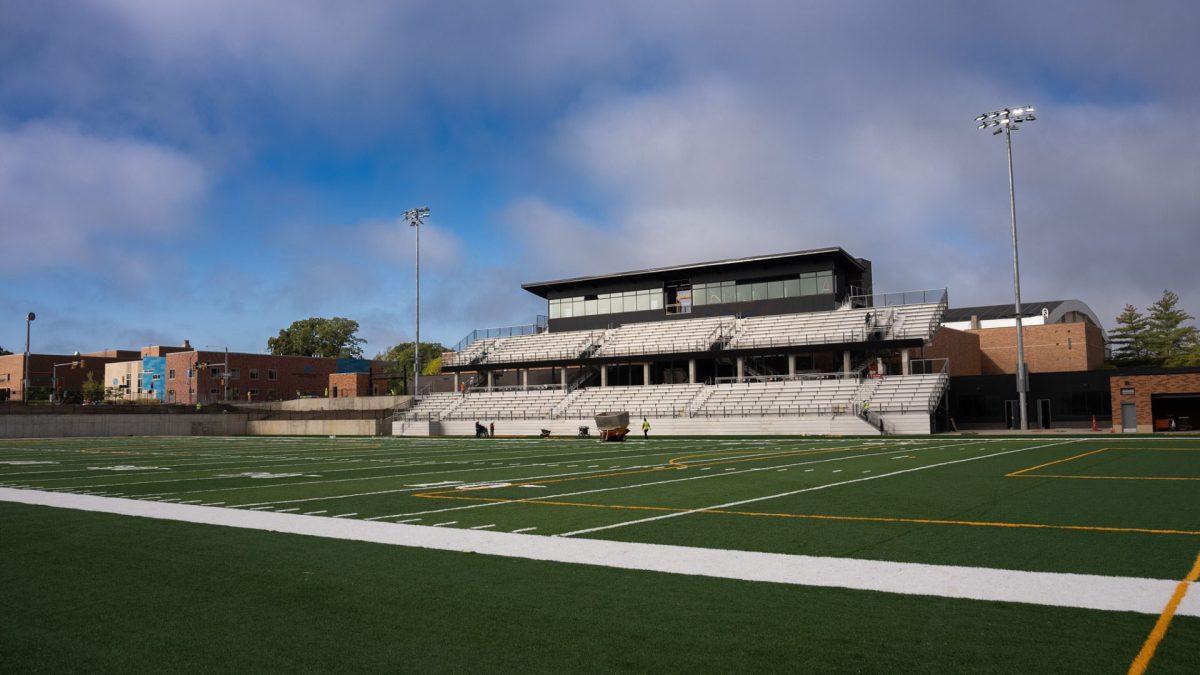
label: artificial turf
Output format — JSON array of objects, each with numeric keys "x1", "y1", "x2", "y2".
[
  {"x1": 2, "y1": 500, "x2": 1196, "y2": 673},
  {"x1": 2, "y1": 435, "x2": 1199, "y2": 671}
]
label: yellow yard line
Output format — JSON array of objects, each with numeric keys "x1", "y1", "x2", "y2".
[
  {"x1": 1005, "y1": 448, "x2": 1108, "y2": 477},
  {"x1": 1128, "y1": 550, "x2": 1200, "y2": 675}
]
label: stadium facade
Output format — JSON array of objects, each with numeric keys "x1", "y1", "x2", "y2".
[{"x1": 405, "y1": 248, "x2": 951, "y2": 436}]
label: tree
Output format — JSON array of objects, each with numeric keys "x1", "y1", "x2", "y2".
[
  {"x1": 267, "y1": 317, "x2": 366, "y2": 358},
  {"x1": 0, "y1": 345, "x2": 11, "y2": 356},
  {"x1": 1145, "y1": 290, "x2": 1200, "y2": 367},
  {"x1": 377, "y1": 341, "x2": 445, "y2": 393},
  {"x1": 81, "y1": 372, "x2": 105, "y2": 403},
  {"x1": 1109, "y1": 304, "x2": 1152, "y2": 366}
]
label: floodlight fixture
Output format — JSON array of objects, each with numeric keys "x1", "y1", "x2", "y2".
[
  {"x1": 403, "y1": 206, "x2": 430, "y2": 396},
  {"x1": 975, "y1": 104, "x2": 1038, "y2": 431}
]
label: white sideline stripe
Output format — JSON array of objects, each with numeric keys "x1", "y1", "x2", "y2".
[
  {"x1": 0, "y1": 487, "x2": 1192, "y2": 619},
  {"x1": 557, "y1": 439, "x2": 1080, "y2": 537}
]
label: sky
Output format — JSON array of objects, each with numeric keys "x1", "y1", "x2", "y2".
[{"x1": 1, "y1": 1, "x2": 1197, "y2": 356}]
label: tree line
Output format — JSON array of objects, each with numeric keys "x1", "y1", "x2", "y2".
[{"x1": 1109, "y1": 290, "x2": 1200, "y2": 367}]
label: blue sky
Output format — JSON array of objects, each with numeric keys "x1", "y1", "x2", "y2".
[{"x1": 1, "y1": 1, "x2": 1197, "y2": 356}]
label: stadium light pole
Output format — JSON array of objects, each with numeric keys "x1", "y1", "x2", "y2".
[
  {"x1": 976, "y1": 106, "x2": 1037, "y2": 431},
  {"x1": 23, "y1": 312, "x2": 35, "y2": 404},
  {"x1": 403, "y1": 207, "x2": 430, "y2": 398}
]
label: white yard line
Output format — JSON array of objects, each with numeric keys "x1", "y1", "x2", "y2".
[
  {"x1": 512, "y1": 527, "x2": 537, "y2": 533},
  {"x1": 366, "y1": 441, "x2": 977, "y2": 521},
  {"x1": 557, "y1": 439, "x2": 1080, "y2": 538},
  {"x1": 0, "y1": 486, "x2": 1192, "y2": 619},
  {"x1": 470, "y1": 524, "x2": 497, "y2": 530}
]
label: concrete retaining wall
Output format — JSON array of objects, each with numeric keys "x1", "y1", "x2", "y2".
[
  {"x1": 0, "y1": 414, "x2": 247, "y2": 439},
  {"x1": 239, "y1": 395, "x2": 412, "y2": 412},
  {"x1": 245, "y1": 419, "x2": 385, "y2": 436},
  {"x1": 394, "y1": 415, "x2": 889, "y2": 437}
]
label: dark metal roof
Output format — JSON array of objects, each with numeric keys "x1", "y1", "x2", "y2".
[
  {"x1": 521, "y1": 247, "x2": 867, "y2": 298},
  {"x1": 942, "y1": 301, "x2": 1068, "y2": 323}
]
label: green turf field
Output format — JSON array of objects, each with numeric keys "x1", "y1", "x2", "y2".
[{"x1": 2, "y1": 435, "x2": 1199, "y2": 671}]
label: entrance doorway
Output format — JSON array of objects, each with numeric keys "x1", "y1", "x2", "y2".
[
  {"x1": 1037, "y1": 399, "x2": 1051, "y2": 429},
  {"x1": 1120, "y1": 403, "x2": 1138, "y2": 433},
  {"x1": 1004, "y1": 400, "x2": 1020, "y2": 429}
]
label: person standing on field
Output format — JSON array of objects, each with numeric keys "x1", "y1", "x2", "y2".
[
  {"x1": 490, "y1": 422, "x2": 495, "y2": 438},
  {"x1": 642, "y1": 417, "x2": 650, "y2": 438}
]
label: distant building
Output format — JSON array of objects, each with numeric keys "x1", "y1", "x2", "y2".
[
  {"x1": 161, "y1": 350, "x2": 393, "y2": 404},
  {"x1": 0, "y1": 349, "x2": 140, "y2": 402}
]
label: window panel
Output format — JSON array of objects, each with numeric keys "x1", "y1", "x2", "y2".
[
  {"x1": 767, "y1": 280, "x2": 784, "y2": 299},
  {"x1": 708, "y1": 286, "x2": 724, "y2": 304},
  {"x1": 549, "y1": 302, "x2": 560, "y2": 319},
  {"x1": 784, "y1": 279, "x2": 800, "y2": 297},
  {"x1": 801, "y1": 276, "x2": 818, "y2": 295},
  {"x1": 597, "y1": 297, "x2": 610, "y2": 314},
  {"x1": 736, "y1": 284, "x2": 752, "y2": 302},
  {"x1": 817, "y1": 273, "x2": 834, "y2": 294},
  {"x1": 584, "y1": 299, "x2": 597, "y2": 316},
  {"x1": 561, "y1": 301, "x2": 573, "y2": 318},
  {"x1": 573, "y1": 298, "x2": 585, "y2": 316},
  {"x1": 650, "y1": 293, "x2": 662, "y2": 310},
  {"x1": 752, "y1": 282, "x2": 767, "y2": 301},
  {"x1": 637, "y1": 293, "x2": 650, "y2": 311}
]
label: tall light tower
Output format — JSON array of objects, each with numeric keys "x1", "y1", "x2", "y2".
[
  {"x1": 23, "y1": 312, "x2": 36, "y2": 404},
  {"x1": 403, "y1": 206, "x2": 430, "y2": 397},
  {"x1": 976, "y1": 105, "x2": 1037, "y2": 430}
]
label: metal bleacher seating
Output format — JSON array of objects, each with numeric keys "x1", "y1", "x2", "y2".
[
  {"x1": 865, "y1": 373, "x2": 947, "y2": 413},
  {"x1": 444, "y1": 388, "x2": 567, "y2": 420},
  {"x1": 557, "y1": 383, "x2": 704, "y2": 419},
  {"x1": 595, "y1": 316, "x2": 731, "y2": 358},
  {"x1": 696, "y1": 378, "x2": 862, "y2": 417},
  {"x1": 479, "y1": 330, "x2": 602, "y2": 365},
  {"x1": 402, "y1": 392, "x2": 462, "y2": 420}
]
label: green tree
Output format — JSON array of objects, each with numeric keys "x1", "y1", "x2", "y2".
[
  {"x1": 0, "y1": 345, "x2": 11, "y2": 356},
  {"x1": 1109, "y1": 304, "x2": 1152, "y2": 366},
  {"x1": 81, "y1": 372, "x2": 105, "y2": 403},
  {"x1": 267, "y1": 317, "x2": 366, "y2": 358},
  {"x1": 377, "y1": 341, "x2": 445, "y2": 393},
  {"x1": 1145, "y1": 290, "x2": 1200, "y2": 367}
]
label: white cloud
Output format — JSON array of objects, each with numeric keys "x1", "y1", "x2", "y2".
[{"x1": 0, "y1": 122, "x2": 208, "y2": 271}]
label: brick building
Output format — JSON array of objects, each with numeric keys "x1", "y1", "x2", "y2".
[
  {"x1": 0, "y1": 349, "x2": 140, "y2": 402},
  {"x1": 161, "y1": 350, "x2": 393, "y2": 404},
  {"x1": 938, "y1": 300, "x2": 1107, "y2": 376},
  {"x1": 1109, "y1": 368, "x2": 1200, "y2": 433}
]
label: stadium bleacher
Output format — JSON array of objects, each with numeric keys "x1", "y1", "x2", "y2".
[
  {"x1": 556, "y1": 383, "x2": 704, "y2": 419},
  {"x1": 595, "y1": 316, "x2": 731, "y2": 357},
  {"x1": 472, "y1": 330, "x2": 601, "y2": 365},
  {"x1": 696, "y1": 378, "x2": 862, "y2": 417},
  {"x1": 443, "y1": 388, "x2": 566, "y2": 420},
  {"x1": 866, "y1": 373, "x2": 947, "y2": 413}
]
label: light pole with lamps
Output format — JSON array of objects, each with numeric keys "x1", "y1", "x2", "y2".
[
  {"x1": 403, "y1": 207, "x2": 430, "y2": 398},
  {"x1": 23, "y1": 312, "x2": 35, "y2": 404},
  {"x1": 976, "y1": 105, "x2": 1037, "y2": 430}
]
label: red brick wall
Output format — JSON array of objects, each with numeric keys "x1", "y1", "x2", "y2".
[
  {"x1": 1110, "y1": 372, "x2": 1200, "y2": 432},
  {"x1": 329, "y1": 372, "x2": 369, "y2": 397},
  {"x1": 164, "y1": 351, "x2": 341, "y2": 404},
  {"x1": 0, "y1": 353, "x2": 129, "y2": 401},
  {"x1": 968, "y1": 322, "x2": 1104, "y2": 374},
  {"x1": 919, "y1": 327, "x2": 982, "y2": 376}
]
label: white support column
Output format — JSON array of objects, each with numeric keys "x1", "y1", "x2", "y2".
[
  {"x1": 642, "y1": 362, "x2": 651, "y2": 386},
  {"x1": 901, "y1": 349, "x2": 911, "y2": 375},
  {"x1": 560, "y1": 368, "x2": 568, "y2": 389},
  {"x1": 486, "y1": 371, "x2": 494, "y2": 392},
  {"x1": 453, "y1": 372, "x2": 460, "y2": 392},
  {"x1": 736, "y1": 357, "x2": 745, "y2": 382},
  {"x1": 787, "y1": 354, "x2": 796, "y2": 377},
  {"x1": 600, "y1": 366, "x2": 608, "y2": 387},
  {"x1": 520, "y1": 369, "x2": 528, "y2": 390},
  {"x1": 876, "y1": 356, "x2": 884, "y2": 376},
  {"x1": 688, "y1": 359, "x2": 696, "y2": 384},
  {"x1": 843, "y1": 350, "x2": 852, "y2": 374}
]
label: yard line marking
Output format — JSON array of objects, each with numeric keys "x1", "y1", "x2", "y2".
[
  {"x1": 200, "y1": 502, "x2": 224, "y2": 506},
  {"x1": 0, "y1": 487, "x2": 1193, "y2": 619},
  {"x1": 1128, "y1": 550, "x2": 1200, "y2": 674},
  {"x1": 470, "y1": 524, "x2": 497, "y2": 530},
  {"x1": 512, "y1": 527, "x2": 537, "y2": 533},
  {"x1": 303, "y1": 510, "x2": 327, "y2": 515},
  {"x1": 394, "y1": 518, "x2": 422, "y2": 523},
  {"x1": 557, "y1": 439, "x2": 1080, "y2": 538},
  {"x1": 1006, "y1": 448, "x2": 1107, "y2": 477},
  {"x1": 332, "y1": 512, "x2": 358, "y2": 518},
  {"x1": 180, "y1": 500, "x2": 202, "y2": 504},
  {"x1": 431, "y1": 521, "x2": 458, "y2": 527},
  {"x1": 248, "y1": 506, "x2": 274, "y2": 511},
  {"x1": 832, "y1": 469, "x2": 842, "y2": 473},
  {"x1": 373, "y1": 441, "x2": 972, "y2": 520},
  {"x1": 276, "y1": 508, "x2": 300, "y2": 513}
]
